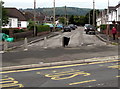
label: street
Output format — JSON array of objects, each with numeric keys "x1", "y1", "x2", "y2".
[
  {"x1": 27, "y1": 27, "x2": 106, "y2": 49},
  {"x1": 1, "y1": 58, "x2": 119, "y2": 88},
  {"x1": 1, "y1": 27, "x2": 119, "y2": 88},
  {"x1": 2, "y1": 27, "x2": 118, "y2": 67}
]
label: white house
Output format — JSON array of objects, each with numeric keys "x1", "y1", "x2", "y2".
[
  {"x1": 3, "y1": 8, "x2": 28, "y2": 29},
  {"x1": 96, "y1": 1, "x2": 120, "y2": 26}
]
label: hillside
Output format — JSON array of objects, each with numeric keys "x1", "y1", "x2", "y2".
[{"x1": 24, "y1": 7, "x2": 91, "y2": 16}]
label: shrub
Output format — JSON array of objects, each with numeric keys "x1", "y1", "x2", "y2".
[
  {"x1": 2, "y1": 28, "x2": 9, "y2": 35},
  {"x1": 100, "y1": 24, "x2": 107, "y2": 30},
  {"x1": 13, "y1": 29, "x2": 25, "y2": 33},
  {"x1": 37, "y1": 25, "x2": 50, "y2": 32}
]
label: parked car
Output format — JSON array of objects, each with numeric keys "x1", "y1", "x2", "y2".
[
  {"x1": 63, "y1": 26, "x2": 71, "y2": 32},
  {"x1": 84, "y1": 24, "x2": 90, "y2": 31},
  {"x1": 0, "y1": 33, "x2": 14, "y2": 42},
  {"x1": 84, "y1": 25, "x2": 96, "y2": 35},
  {"x1": 68, "y1": 24, "x2": 76, "y2": 30},
  {"x1": 56, "y1": 24, "x2": 63, "y2": 29}
]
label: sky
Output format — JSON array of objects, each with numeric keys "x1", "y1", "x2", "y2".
[{"x1": 2, "y1": 0, "x2": 120, "y2": 9}]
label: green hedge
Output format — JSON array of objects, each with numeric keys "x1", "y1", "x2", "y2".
[
  {"x1": 2, "y1": 28, "x2": 9, "y2": 35},
  {"x1": 100, "y1": 24, "x2": 107, "y2": 30},
  {"x1": 13, "y1": 29, "x2": 25, "y2": 33},
  {"x1": 37, "y1": 25, "x2": 50, "y2": 32}
]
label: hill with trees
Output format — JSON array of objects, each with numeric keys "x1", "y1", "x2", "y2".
[{"x1": 23, "y1": 7, "x2": 91, "y2": 16}]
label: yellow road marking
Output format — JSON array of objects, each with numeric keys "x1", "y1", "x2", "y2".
[
  {"x1": 1, "y1": 83, "x2": 23, "y2": 88},
  {"x1": 0, "y1": 78, "x2": 14, "y2": 81},
  {"x1": 0, "y1": 77, "x2": 24, "y2": 88},
  {"x1": 0, "y1": 81, "x2": 18, "y2": 84},
  {"x1": 46, "y1": 70, "x2": 80, "y2": 75},
  {"x1": 108, "y1": 65, "x2": 120, "y2": 70},
  {"x1": 116, "y1": 76, "x2": 120, "y2": 77},
  {"x1": 69, "y1": 79, "x2": 96, "y2": 85},
  {"x1": 36, "y1": 72, "x2": 41, "y2": 74},
  {"x1": 45, "y1": 70, "x2": 90, "y2": 80},
  {"x1": 1, "y1": 59, "x2": 119, "y2": 74}
]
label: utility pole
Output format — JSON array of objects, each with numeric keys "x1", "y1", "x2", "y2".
[
  {"x1": 33, "y1": 0, "x2": 36, "y2": 36},
  {"x1": 93, "y1": 0, "x2": 95, "y2": 26},
  {"x1": 53, "y1": 0, "x2": 56, "y2": 32},
  {"x1": 106, "y1": 0, "x2": 110, "y2": 45},
  {"x1": 65, "y1": 5, "x2": 67, "y2": 26},
  {"x1": 0, "y1": 0, "x2": 2, "y2": 32},
  {"x1": 89, "y1": 12, "x2": 91, "y2": 24}
]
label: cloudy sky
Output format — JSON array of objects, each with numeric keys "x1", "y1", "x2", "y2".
[{"x1": 3, "y1": 0, "x2": 120, "y2": 9}]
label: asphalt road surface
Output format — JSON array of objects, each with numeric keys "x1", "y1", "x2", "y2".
[
  {"x1": 1, "y1": 58, "x2": 119, "y2": 88},
  {"x1": 2, "y1": 27, "x2": 118, "y2": 67}
]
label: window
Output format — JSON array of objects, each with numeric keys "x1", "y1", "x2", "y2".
[{"x1": 18, "y1": 21, "x2": 21, "y2": 27}]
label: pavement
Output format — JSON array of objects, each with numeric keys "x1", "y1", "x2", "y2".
[
  {"x1": 1, "y1": 31, "x2": 119, "y2": 51},
  {"x1": 96, "y1": 33, "x2": 119, "y2": 44},
  {"x1": 1, "y1": 29, "x2": 119, "y2": 71},
  {"x1": 0, "y1": 31, "x2": 60, "y2": 51}
]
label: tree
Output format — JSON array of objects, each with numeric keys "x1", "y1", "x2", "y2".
[
  {"x1": 59, "y1": 17, "x2": 66, "y2": 25},
  {"x1": 69, "y1": 15, "x2": 75, "y2": 24},
  {"x1": 1, "y1": 1, "x2": 8, "y2": 26},
  {"x1": 85, "y1": 9, "x2": 100, "y2": 26}
]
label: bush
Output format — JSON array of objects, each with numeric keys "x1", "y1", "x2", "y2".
[
  {"x1": 100, "y1": 24, "x2": 107, "y2": 30},
  {"x1": 2, "y1": 28, "x2": 9, "y2": 35},
  {"x1": 13, "y1": 29, "x2": 25, "y2": 33},
  {"x1": 37, "y1": 25, "x2": 50, "y2": 32}
]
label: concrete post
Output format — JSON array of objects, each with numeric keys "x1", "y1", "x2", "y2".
[
  {"x1": 4, "y1": 40, "x2": 8, "y2": 51},
  {"x1": 44, "y1": 37, "x2": 47, "y2": 49},
  {"x1": 24, "y1": 38, "x2": 28, "y2": 51},
  {"x1": 79, "y1": 28, "x2": 84, "y2": 46}
]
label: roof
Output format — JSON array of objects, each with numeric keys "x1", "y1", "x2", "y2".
[
  {"x1": 22, "y1": 11, "x2": 45, "y2": 22},
  {"x1": 5, "y1": 8, "x2": 27, "y2": 21}
]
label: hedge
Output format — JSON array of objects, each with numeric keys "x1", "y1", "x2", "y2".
[
  {"x1": 13, "y1": 29, "x2": 25, "y2": 33},
  {"x1": 2, "y1": 28, "x2": 9, "y2": 35},
  {"x1": 100, "y1": 24, "x2": 107, "y2": 30},
  {"x1": 37, "y1": 25, "x2": 50, "y2": 32}
]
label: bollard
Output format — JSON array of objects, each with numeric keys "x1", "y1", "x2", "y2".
[
  {"x1": 4, "y1": 40, "x2": 8, "y2": 51},
  {"x1": 44, "y1": 37, "x2": 47, "y2": 49},
  {"x1": 24, "y1": 38, "x2": 28, "y2": 51}
]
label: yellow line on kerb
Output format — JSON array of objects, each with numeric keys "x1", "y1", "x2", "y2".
[
  {"x1": 1, "y1": 59, "x2": 119, "y2": 74},
  {"x1": 69, "y1": 79, "x2": 96, "y2": 85}
]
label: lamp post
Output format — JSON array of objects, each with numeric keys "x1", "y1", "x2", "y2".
[
  {"x1": 33, "y1": 0, "x2": 36, "y2": 36},
  {"x1": 53, "y1": 0, "x2": 56, "y2": 32}
]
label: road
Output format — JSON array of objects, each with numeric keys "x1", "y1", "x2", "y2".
[
  {"x1": 1, "y1": 27, "x2": 119, "y2": 88},
  {"x1": 1, "y1": 58, "x2": 119, "y2": 88},
  {"x1": 28, "y1": 27, "x2": 106, "y2": 49},
  {"x1": 2, "y1": 27, "x2": 118, "y2": 67}
]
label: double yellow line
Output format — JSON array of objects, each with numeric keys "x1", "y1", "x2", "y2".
[
  {"x1": 0, "y1": 76, "x2": 24, "y2": 88},
  {"x1": 1, "y1": 59, "x2": 119, "y2": 74}
]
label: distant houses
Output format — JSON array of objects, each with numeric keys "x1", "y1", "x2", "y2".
[
  {"x1": 96, "y1": 2, "x2": 120, "y2": 26},
  {"x1": 3, "y1": 7, "x2": 45, "y2": 29}
]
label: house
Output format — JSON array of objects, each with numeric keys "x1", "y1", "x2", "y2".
[
  {"x1": 22, "y1": 11, "x2": 45, "y2": 24},
  {"x1": 3, "y1": 8, "x2": 28, "y2": 29},
  {"x1": 3, "y1": 8, "x2": 46, "y2": 29},
  {"x1": 96, "y1": 1, "x2": 120, "y2": 26}
]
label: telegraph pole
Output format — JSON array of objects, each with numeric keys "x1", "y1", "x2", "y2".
[
  {"x1": 0, "y1": 0, "x2": 2, "y2": 32},
  {"x1": 89, "y1": 12, "x2": 91, "y2": 24},
  {"x1": 93, "y1": 0, "x2": 95, "y2": 26},
  {"x1": 33, "y1": 0, "x2": 36, "y2": 36},
  {"x1": 106, "y1": 0, "x2": 110, "y2": 45},
  {"x1": 53, "y1": 0, "x2": 56, "y2": 31},
  {"x1": 65, "y1": 5, "x2": 67, "y2": 26}
]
